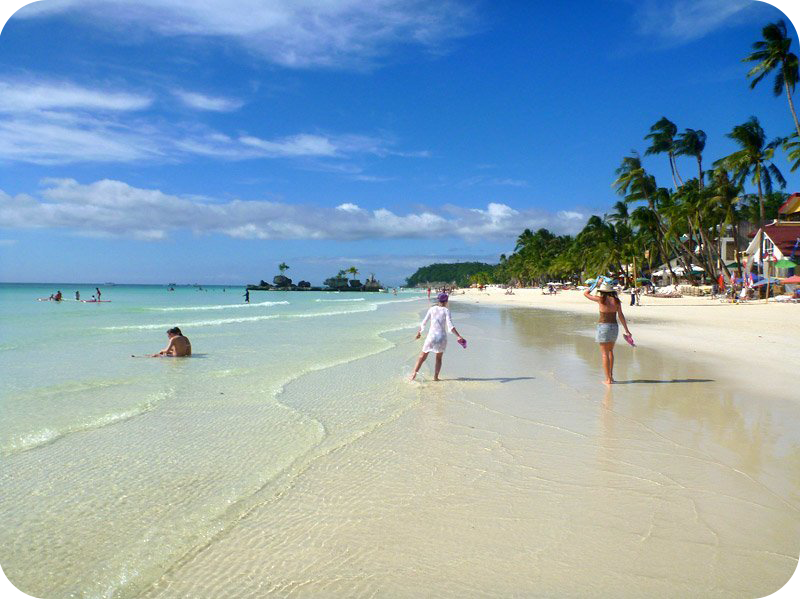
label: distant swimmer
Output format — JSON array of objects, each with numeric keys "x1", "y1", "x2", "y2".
[
  {"x1": 152, "y1": 327, "x2": 192, "y2": 357},
  {"x1": 244, "y1": 289, "x2": 250, "y2": 303},
  {"x1": 75, "y1": 291, "x2": 80, "y2": 301},
  {"x1": 54, "y1": 290, "x2": 63, "y2": 301}
]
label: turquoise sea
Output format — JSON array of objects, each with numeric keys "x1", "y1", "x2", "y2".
[
  {"x1": 3, "y1": 283, "x2": 798, "y2": 598},
  {"x1": 0, "y1": 283, "x2": 427, "y2": 597}
]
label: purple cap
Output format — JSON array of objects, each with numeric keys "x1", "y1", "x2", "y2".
[{"x1": 437, "y1": 292, "x2": 449, "y2": 303}]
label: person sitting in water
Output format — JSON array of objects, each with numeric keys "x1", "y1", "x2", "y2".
[
  {"x1": 152, "y1": 327, "x2": 192, "y2": 357},
  {"x1": 54, "y1": 290, "x2": 63, "y2": 301}
]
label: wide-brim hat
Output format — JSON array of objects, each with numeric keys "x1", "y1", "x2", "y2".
[{"x1": 597, "y1": 280, "x2": 615, "y2": 293}]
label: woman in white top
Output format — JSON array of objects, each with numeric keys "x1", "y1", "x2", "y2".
[{"x1": 410, "y1": 293, "x2": 465, "y2": 381}]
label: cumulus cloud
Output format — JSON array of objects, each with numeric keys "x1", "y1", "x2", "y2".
[
  {"x1": 0, "y1": 179, "x2": 588, "y2": 241},
  {"x1": 631, "y1": 0, "x2": 759, "y2": 45},
  {"x1": 172, "y1": 90, "x2": 244, "y2": 112},
  {"x1": 14, "y1": 0, "x2": 477, "y2": 69}
]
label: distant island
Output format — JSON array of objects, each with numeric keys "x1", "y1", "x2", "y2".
[
  {"x1": 247, "y1": 265, "x2": 384, "y2": 292},
  {"x1": 405, "y1": 262, "x2": 496, "y2": 288}
]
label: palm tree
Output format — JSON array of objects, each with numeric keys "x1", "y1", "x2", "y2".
[
  {"x1": 613, "y1": 154, "x2": 678, "y2": 280},
  {"x1": 645, "y1": 117, "x2": 683, "y2": 188},
  {"x1": 674, "y1": 129, "x2": 707, "y2": 187},
  {"x1": 278, "y1": 262, "x2": 289, "y2": 274},
  {"x1": 714, "y1": 116, "x2": 786, "y2": 278},
  {"x1": 347, "y1": 266, "x2": 359, "y2": 280},
  {"x1": 743, "y1": 19, "x2": 800, "y2": 137},
  {"x1": 708, "y1": 167, "x2": 745, "y2": 282}
]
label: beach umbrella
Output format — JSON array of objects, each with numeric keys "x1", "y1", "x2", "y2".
[
  {"x1": 775, "y1": 259, "x2": 798, "y2": 269},
  {"x1": 750, "y1": 277, "x2": 781, "y2": 287}
]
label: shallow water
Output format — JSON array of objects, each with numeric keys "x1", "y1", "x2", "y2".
[
  {"x1": 1, "y1": 292, "x2": 798, "y2": 598},
  {"x1": 0, "y1": 284, "x2": 425, "y2": 598}
]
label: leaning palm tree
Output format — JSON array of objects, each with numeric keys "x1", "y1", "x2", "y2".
[
  {"x1": 743, "y1": 19, "x2": 800, "y2": 137},
  {"x1": 674, "y1": 128, "x2": 707, "y2": 187},
  {"x1": 714, "y1": 116, "x2": 786, "y2": 277},
  {"x1": 645, "y1": 117, "x2": 682, "y2": 188}
]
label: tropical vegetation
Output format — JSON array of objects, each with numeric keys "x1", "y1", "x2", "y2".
[
  {"x1": 462, "y1": 19, "x2": 797, "y2": 288},
  {"x1": 406, "y1": 262, "x2": 496, "y2": 287}
]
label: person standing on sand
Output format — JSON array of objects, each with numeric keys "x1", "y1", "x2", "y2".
[
  {"x1": 583, "y1": 280, "x2": 632, "y2": 385},
  {"x1": 410, "y1": 293, "x2": 466, "y2": 381}
]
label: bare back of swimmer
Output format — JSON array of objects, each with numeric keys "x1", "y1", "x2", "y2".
[{"x1": 152, "y1": 327, "x2": 192, "y2": 357}]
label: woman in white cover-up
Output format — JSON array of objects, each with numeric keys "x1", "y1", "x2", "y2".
[{"x1": 410, "y1": 293, "x2": 465, "y2": 381}]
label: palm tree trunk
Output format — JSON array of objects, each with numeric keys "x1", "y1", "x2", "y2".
[
  {"x1": 671, "y1": 152, "x2": 683, "y2": 186},
  {"x1": 697, "y1": 156, "x2": 703, "y2": 188},
  {"x1": 757, "y1": 174, "x2": 765, "y2": 283},
  {"x1": 785, "y1": 66, "x2": 800, "y2": 138},
  {"x1": 668, "y1": 155, "x2": 679, "y2": 189}
]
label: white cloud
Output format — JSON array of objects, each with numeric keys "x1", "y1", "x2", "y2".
[
  {"x1": 14, "y1": 0, "x2": 477, "y2": 69},
  {"x1": 0, "y1": 179, "x2": 588, "y2": 241},
  {"x1": 0, "y1": 78, "x2": 423, "y2": 165},
  {"x1": 558, "y1": 210, "x2": 585, "y2": 220},
  {"x1": 335, "y1": 203, "x2": 363, "y2": 213},
  {"x1": 459, "y1": 175, "x2": 529, "y2": 188},
  {"x1": 172, "y1": 90, "x2": 244, "y2": 112},
  {"x1": 0, "y1": 79, "x2": 151, "y2": 112},
  {"x1": 632, "y1": 0, "x2": 758, "y2": 45},
  {"x1": 492, "y1": 178, "x2": 528, "y2": 187},
  {"x1": 239, "y1": 133, "x2": 338, "y2": 157},
  {"x1": 0, "y1": 114, "x2": 166, "y2": 164}
]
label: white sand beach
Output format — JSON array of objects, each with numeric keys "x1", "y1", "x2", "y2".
[
  {"x1": 137, "y1": 297, "x2": 799, "y2": 598},
  {"x1": 453, "y1": 287, "x2": 799, "y2": 400}
]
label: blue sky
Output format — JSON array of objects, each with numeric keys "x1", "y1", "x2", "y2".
[{"x1": 1, "y1": 0, "x2": 799, "y2": 285}]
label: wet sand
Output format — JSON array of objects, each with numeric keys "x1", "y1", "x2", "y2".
[
  {"x1": 142, "y1": 304, "x2": 800, "y2": 598},
  {"x1": 453, "y1": 287, "x2": 799, "y2": 400}
]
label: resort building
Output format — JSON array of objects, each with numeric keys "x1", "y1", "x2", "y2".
[{"x1": 744, "y1": 194, "x2": 800, "y2": 276}]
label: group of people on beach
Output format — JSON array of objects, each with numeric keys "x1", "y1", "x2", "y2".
[
  {"x1": 153, "y1": 281, "x2": 632, "y2": 385},
  {"x1": 412, "y1": 280, "x2": 633, "y2": 385}
]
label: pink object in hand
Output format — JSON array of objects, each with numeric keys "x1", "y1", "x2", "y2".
[
  {"x1": 623, "y1": 333, "x2": 635, "y2": 347},
  {"x1": 458, "y1": 338, "x2": 467, "y2": 349}
]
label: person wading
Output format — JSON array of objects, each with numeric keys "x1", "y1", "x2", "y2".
[{"x1": 583, "y1": 280, "x2": 632, "y2": 385}]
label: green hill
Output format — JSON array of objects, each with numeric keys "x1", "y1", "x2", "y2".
[{"x1": 405, "y1": 262, "x2": 496, "y2": 288}]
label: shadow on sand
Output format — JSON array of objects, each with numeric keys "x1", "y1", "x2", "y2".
[{"x1": 613, "y1": 378, "x2": 714, "y2": 384}]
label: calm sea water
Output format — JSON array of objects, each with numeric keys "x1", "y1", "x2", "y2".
[{"x1": 0, "y1": 283, "x2": 427, "y2": 597}]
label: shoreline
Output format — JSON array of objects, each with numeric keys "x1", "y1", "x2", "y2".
[
  {"x1": 142, "y1": 300, "x2": 800, "y2": 598},
  {"x1": 450, "y1": 287, "x2": 799, "y2": 400}
]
